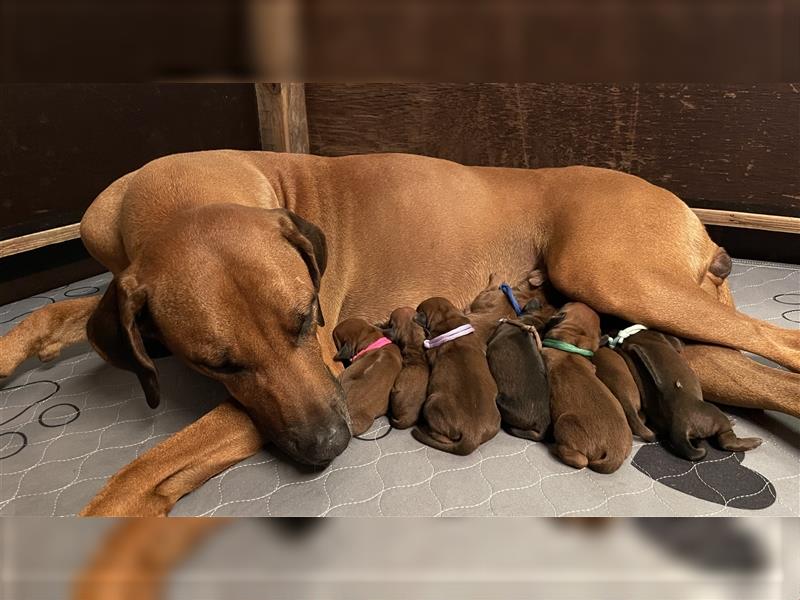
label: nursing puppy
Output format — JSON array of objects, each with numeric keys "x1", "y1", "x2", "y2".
[
  {"x1": 617, "y1": 330, "x2": 762, "y2": 460},
  {"x1": 591, "y1": 347, "x2": 656, "y2": 442},
  {"x1": 467, "y1": 269, "x2": 553, "y2": 343},
  {"x1": 332, "y1": 318, "x2": 403, "y2": 436},
  {"x1": 386, "y1": 307, "x2": 429, "y2": 429},
  {"x1": 486, "y1": 298, "x2": 553, "y2": 441},
  {"x1": 543, "y1": 303, "x2": 632, "y2": 473},
  {"x1": 413, "y1": 297, "x2": 501, "y2": 455}
]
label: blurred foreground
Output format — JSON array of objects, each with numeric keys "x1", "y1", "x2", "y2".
[{"x1": 1, "y1": 518, "x2": 797, "y2": 599}]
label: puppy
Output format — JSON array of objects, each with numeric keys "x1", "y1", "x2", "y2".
[
  {"x1": 332, "y1": 318, "x2": 403, "y2": 436},
  {"x1": 591, "y1": 347, "x2": 656, "y2": 442},
  {"x1": 386, "y1": 306, "x2": 430, "y2": 429},
  {"x1": 467, "y1": 270, "x2": 553, "y2": 343},
  {"x1": 485, "y1": 298, "x2": 553, "y2": 441},
  {"x1": 413, "y1": 297, "x2": 500, "y2": 455},
  {"x1": 542, "y1": 303, "x2": 632, "y2": 473},
  {"x1": 617, "y1": 330, "x2": 762, "y2": 460}
]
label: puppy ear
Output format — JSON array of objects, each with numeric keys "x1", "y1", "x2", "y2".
[
  {"x1": 522, "y1": 298, "x2": 541, "y2": 313},
  {"x1": 627, "y1": 344, "x2": 667, "y2": 391},
  {"x1": 543, "y1": 311, "x2": 566, "y2": 332},
  {"x1": 87, "y1": 275, "x2": 160, "y2": 408},
  {"x1": 333, "y1": 343, "x2": 353, "y2": 362},
  {"x1": 527, "y1": 268, "x2": 547, "y2": 287},
  {"x1": 413, "y1": 311, "x2": 428, "y2": 331},
  {"x1": 277, "y1": 210, "x2": 328, "y2": 326},
  {"x1": 662, "y1": 334, "x2": 684, "y2": 353}
]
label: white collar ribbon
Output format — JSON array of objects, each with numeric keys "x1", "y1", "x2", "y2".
[
  {"x1": 423, "y1": 324, "x2": 475, "y2": 349},
  {"x1": 607, "y1": 324, "x2": 648, "y2": 348}
]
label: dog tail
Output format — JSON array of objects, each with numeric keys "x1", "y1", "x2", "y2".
[{"x1": 716, "y1": 429, "x2": 762, "y2": 453}]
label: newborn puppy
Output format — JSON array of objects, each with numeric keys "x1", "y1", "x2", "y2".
[
  {"x1": 486, "y1": 298, "x2": 552, "y2": 441},
  {"x1": 413, "y1": 297, "x2": 500, "y2": 455},
  {"x1": 591, "y1": 347, "x2": 656, "y2": 442},
  {"x1": 386, "y1": 307, "x2": 430, "y2": 429},
  {"x1": 542, "y1": 303, "x2": 632, "y2": 473},
  {"x1": 467, "y1": 269, "x2": 553, "y2": 343},
  {"x1": 617, "y1": 330, "x2": 762, "y2": 460},
  {"x1": 333, "y1": 318, "x2": 403, "y2": 436}
]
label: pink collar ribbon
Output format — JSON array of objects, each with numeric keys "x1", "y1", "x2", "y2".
[
  {"x1": 352, "y1": 336, "x2": 394, "y2": 362},
  {"x1": 423, "y1": 324, "x2": 475, "y2": 349}
]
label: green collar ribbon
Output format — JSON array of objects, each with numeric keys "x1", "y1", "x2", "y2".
[{"x1": 541, "y1": 338, "x2": 595, "y2": 357}]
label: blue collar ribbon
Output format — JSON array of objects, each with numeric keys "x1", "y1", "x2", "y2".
[{"x1": 499, "y1": 283, "x2": 523, "y2": 316}]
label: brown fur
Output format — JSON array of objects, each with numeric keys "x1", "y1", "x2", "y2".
[
  {"x1": 332, "y1": 318, "x2": 402, "y2": 436},
  {"x1": 618, "y1": 330, "x2": 761, "y2": 460},
  {"x1": 543, "y1": 303, "x2": 632, "y2": 473},
  {"x1": 413, "y1": 297, "x2": 500, "y2": 455},
  {"x1": 386, "y1": 307, "x2": 429, "y2": 429},
  {"x1": 591, "y1": 347, "x2": 656, "y2": 442},
  {"x1": 0, "y1": 151, "x2": 794, "y2": 515}
]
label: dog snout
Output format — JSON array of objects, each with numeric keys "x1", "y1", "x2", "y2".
[{"x1": 295, "y1": 414, "x2": 351, "y2": 466}]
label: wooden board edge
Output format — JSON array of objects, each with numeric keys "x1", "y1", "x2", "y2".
[
  {"x1": 0, "y1": 223, "x2": 83, "y2": 259},
  {"x1": 692, "y1": 208, "x2": 800, "y2": 234}
]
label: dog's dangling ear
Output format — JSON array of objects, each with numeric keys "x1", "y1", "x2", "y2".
[
  {"x1": 275, "y1": 209, "x2": 328, "y2": 327},
  {"x1": 543, "y1": 311, "x2": 566, "y2": 332},
  {"x1": 333, "y1": 343, "x2": 353, "y2": 363},
  {"x1": 87, "y1": 274, "x2": 161, "y2": 408},
  {"x1": 413, "y1": 311, "x2": 428, "y2": 332}
]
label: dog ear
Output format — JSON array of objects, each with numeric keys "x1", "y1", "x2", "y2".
[
  {"x1": 527, "y1": 268, "x2": 547, "y2": 287},
  {"x1": 333, "y1": 342, "x2": 353, "y2": 363},
  {"x1": 277, "y1": 210, "x2": 328, "y2": 326},
  {"x1": 627, "y1": 344, "x2": 667, "y2": 392},
  {"x1": 543, "y1": 311, "x2": 566, "y2": 332},
  {"x1": 87, "y1": 276, "x2": 160, "y2": 408},
  {"x1": 413, "y1": 311, "x2": 428, "y2": 332},
  {"x1": 660, "y1": 333, "x2": 684, "y2": 353},
  {"x1": 522, "y1": 298, "x2": 541, "y2": 313}
]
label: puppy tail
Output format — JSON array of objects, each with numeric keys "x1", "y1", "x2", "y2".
[{"x1": 715, "y1": 429, "x2": 762, "y2": 453}]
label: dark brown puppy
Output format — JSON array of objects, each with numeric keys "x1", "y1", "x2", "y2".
[
  {"x1": 467, "y1": 270, "x2": 553, "y2": 344},
  {"x1": 617, "y1": 330, "x2": 762, "y2": 460},
  {"x1": 332, "y1": 318, "x2": 403, "y2": 436},
  {"x1": 542, "y1": 303, "x2": 632, "y2": 473},
  {"x1": 486, "y1": 299, "x2": 553, "y2": 441},
  {"x1": 591, "y1": 347, "x2": 656, "y2": 442},
  {"x1": 414, "y1": 297, "x2": 501, "y2": 455},
  {"x1": 386, "y1": 307, "x2": 430, "y2": 429}
]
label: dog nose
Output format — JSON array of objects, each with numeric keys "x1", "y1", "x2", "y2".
[{"x1": 300, "y1": 416, "x2": 351, "y2": 466}]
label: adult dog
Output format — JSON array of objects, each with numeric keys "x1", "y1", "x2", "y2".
[{"x1": 1, "y1": 150, "x2": 798, "y2": 515}]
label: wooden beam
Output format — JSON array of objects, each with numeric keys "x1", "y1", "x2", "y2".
[
  {"x1": 0, "y1": 223, "x2": 82, "y2": 258},
  {"x1": 692, "y1": 208, "x2": 800, "y2": 234},
  {"x1": 254, "y1": 83, "x2": 310, "y2": 153}
]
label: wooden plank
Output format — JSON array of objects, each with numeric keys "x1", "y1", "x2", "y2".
[
  {"x1": 0, "y1": 223, "x2": 82, "y2": 258},
  {"x1": 305, "y1": 83, "x2": 800, "y2": 217},
  {"x1": 692, "y1": 209, "x2": 800, "y2": 234},
  {"x1": 254, "y1": 83, "x2": 310, "y2": 153}
]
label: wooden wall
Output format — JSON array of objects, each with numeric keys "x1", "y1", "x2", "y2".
[{"x1": 306, "y1": 84, "x2": 800, "y2": 218}]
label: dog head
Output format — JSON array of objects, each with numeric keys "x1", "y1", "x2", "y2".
[
  {"x1": 387, "y1": 306, "x2": 426, "y2": 349},
  {"x1": 467, "y1": 269, "x2": 547, "y2": 315},
  {"x1": 332, "y1": 318, "x2": 383, "y2": 363},
  {"x1": 621, "y1": 331, "x2": 701, "y2": 402},
  {"x1": 414, "y1": 297, "x2": 469, "y2": 337},
  {"x1": 542, "y1": 302, "x2": 602, "y2": 352},
  {"x1": 87, "y1": 204, "x2": 350, "y2": 467}
]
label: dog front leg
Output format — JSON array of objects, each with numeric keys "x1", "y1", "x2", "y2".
[
  {"x1": 73, "y1": 518, "x2": 225, "y2": 600},
  {"x1": 81, "y1": 399, "x2": 263, "y2": 516},
  {"x1": 683, "y1": 344, "x2": 800, "y2": 418},
  {"x1": 0, "y1": 296, "x2": 99, "y2": 378}
]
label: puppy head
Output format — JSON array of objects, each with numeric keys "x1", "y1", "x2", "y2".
[
  {"x1": 415, "y1": 297, "x2": 468, "y2": 337},
  {"x1": 542, "y1": 302, "x2": 602, "y2": 351},
  {"x1": 388, "y1": 306, "x2": 426, "y2": 347},
  {"x1": 624, "y1": 331, "x2": 701, "y2": 401},
  {"x1": 520, "y1": 297, "x2": 557, "y2": 330},
  {"x1": 332, "y1": 318, "x2": 383, "y2": 362},
  {"x1": 468, "y1": 269, "x2": 547, "y2": 315},
  {"x1": 88, "y1": 204, "x2": 350, "y2": 467}
]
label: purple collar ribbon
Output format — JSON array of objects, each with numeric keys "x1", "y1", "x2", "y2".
[{"x1": 423, "y1": 324, "x2": 475, "y2": 349}]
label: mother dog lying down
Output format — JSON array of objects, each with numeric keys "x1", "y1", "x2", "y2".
[{"x1": 1, "y1": 150, "x2": 799, "y2": 516}]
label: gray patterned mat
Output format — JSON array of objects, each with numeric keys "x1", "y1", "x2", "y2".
[{"x1": 0, "y1": 259, "x2": 798, "y2": 516}]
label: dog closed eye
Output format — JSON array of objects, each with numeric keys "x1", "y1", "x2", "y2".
[{"x1": 201, "y1": 358, "x2": 246, "y2": 375}]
